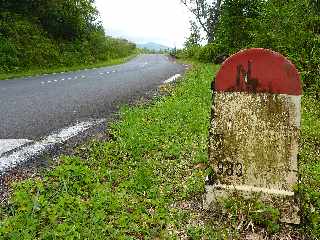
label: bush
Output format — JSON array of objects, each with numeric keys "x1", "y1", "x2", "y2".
[
  {"x1": 0, "y1": 13, "x2": 60, "y2": 71},
  {"x1": 177, "y1": 43, "x2": 228, "y2": 64},
  {"x1": 0, "y1": 7, "x2": 136, "y2": 74},
  {"x1": 197, "y1": 43, "x2": 229, "y2": 63},
  {"x1": 182, "y1": 0, "x2": 319, "y2": 95}
]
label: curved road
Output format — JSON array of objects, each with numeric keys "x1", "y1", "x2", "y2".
[{"x1": 0, "y1": 54, "x2": 186, "y2": 172}]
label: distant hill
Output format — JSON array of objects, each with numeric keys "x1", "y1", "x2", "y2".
[{"x1": 137, "y1": 42, "x2": 172, "y2": 51}]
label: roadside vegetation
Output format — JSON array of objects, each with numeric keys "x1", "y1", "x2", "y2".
[
  {"x1": 0, "y1": 0, "x2": 319, "y2": 239},
  {"x1": 0, "y1": 63, "x2": 319, "y2": 239},
  {"x1": 0, "y1": 0, "x2": 136, "y2": 80},
  {"x1": 171, "y1": 0, "x2": 319, "y2": 238},
  {"x1": 176, "y1": 0, "x2": 319, "y2": 97},
  {"x1": 0, "y1": 54, "x2": 138, "y2": 81}
]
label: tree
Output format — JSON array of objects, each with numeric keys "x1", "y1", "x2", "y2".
[
  {"x1": 215, "y1": 0, "x2": 263, "y2": 52},
  {"x1": 0, "y1": 0, "x2": 101, "y2": 40},
  {"x1": 40, "y1": 0, "x2": 101, "y2": 40},
  {"x1": 184, "y1": 20, "x2": 202, "y2": 48},
  {"x1": 181, "y1": 0, "x2": 223, "y2": 43}
]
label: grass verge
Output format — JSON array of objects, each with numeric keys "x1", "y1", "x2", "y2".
[
  {"x1": 0, "y1": 63, "x2": 319, "y2": 239},
  {"x1": 0, "y1": 53, "x2": 138, "y2": 81}
]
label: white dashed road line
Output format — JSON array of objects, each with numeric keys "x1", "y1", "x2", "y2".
[
  {"x1": 0, "y1": 119, "x2": 105, "y2": 173},
  {"x1": 38, "y1": 67, "x2": 127, "y2": 86}
]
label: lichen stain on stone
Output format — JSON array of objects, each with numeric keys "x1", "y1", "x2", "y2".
[{"x1": 209, "y1": 92, "x2": 300, "y2": 192}]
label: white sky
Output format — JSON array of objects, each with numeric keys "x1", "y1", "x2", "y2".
[{"x1": 94, "y1": 0, "x2": 191, "y2": 48}]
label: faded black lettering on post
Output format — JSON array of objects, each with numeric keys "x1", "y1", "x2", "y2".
[{"x1": 217, "y1": 161, "x2": 243, "y2": 177}]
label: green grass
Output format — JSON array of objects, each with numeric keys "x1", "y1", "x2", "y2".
[
  {"x1": 299, "y1": 95, "x2": 320, "y2": 238},
  {"x1": 0, "y1": 53, "x2": 138, "y2": 81},
  {"x1": 0, "y1": 63, "x2": 319, "y2": 239}
]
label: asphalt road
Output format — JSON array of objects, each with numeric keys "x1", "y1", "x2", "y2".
[
  {"x1": 0, "y1": 54, "x2": 185, "y2": 140},
  {"x1": 0, "y1": 54, "x2": 186, "y2": 172}
]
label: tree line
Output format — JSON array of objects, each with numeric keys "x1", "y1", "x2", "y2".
[
  {"x1": 0, "y1": 0, "x2": 136, "y2": 73},
  {"x1": 179, "y1": 0, "x2": 319, "y2": 96}
]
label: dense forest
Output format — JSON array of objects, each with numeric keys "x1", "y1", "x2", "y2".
[
  {"x1": 0, "y1": 0, "x2": 136, "y2": 73},
  {"x1": 179, "y1": 0, "x2": 319, "y2": 96}
]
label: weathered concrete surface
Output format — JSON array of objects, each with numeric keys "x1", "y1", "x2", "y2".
[
  {"x1": 208, "y1": 92, "x2": 300, "y2": 192},
  {"x1": 205, "y1": 93, "x2": 301, "y2": 224},
  {"x1": 205, "y1": 49, "x2": 302, "y2": 224}
]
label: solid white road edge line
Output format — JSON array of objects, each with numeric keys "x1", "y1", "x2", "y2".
[
  {"x1": 0, "y1": 119, "x2": 105, "y2": 173},
  {"x1": 0, "y1": 139, "x2": 33, "y2": 156},
  {"x1": 163, "y1": 74, "x2": 181, "y2": 84}
]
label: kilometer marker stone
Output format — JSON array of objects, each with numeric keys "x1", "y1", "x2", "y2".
[{"x1": 205, "y1": 48, "x2": 302, "y2": 224}]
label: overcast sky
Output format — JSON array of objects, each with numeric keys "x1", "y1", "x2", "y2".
[{"x1": 95, "y1": 0, "x2": 191, "y2": 48}]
